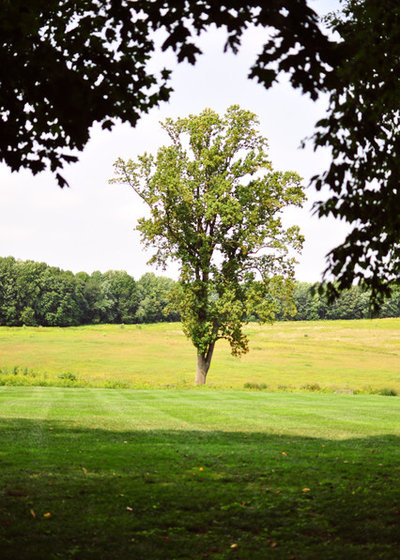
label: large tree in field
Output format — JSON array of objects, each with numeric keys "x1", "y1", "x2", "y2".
[{"x1": 111, "y1": 106, "x2": 305, "y2": 384}]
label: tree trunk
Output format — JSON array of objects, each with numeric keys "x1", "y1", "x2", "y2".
[{"x1": 195, "y1": 343, "x2": 215, "y2": 385}]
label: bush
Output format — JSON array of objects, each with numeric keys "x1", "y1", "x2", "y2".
[
  {"x1": 301, "y1": 383, "x2": 321, "y2": 392},
  {"x1": 103, "y1": 380, "x2": 130, "y2": 389},
  {"x1": 58, "y1": 372, "x2": 78, "y2": 382},
  {"x1": 379, "y1": 388, "x2": 398, "y2": 396},
  {"x1": 277, "y1": 384, "x2": 291, "y2": 391},
  {"x1": 243, "y1": 382, "x2": 268, "y2": 390}
]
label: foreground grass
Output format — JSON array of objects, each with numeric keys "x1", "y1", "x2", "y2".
[
  {"x1": 1, "y1": 388, "x2": 399, "y2": 559},
  {"x1": 0, "y1": 318, "x2": 400, "y2": 392}
]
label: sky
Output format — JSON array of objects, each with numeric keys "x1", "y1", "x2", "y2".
[{"x1": 0, "y1": 0, "x2": 347, "y2": 283}]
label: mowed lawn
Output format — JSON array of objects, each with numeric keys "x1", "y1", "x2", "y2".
[
  {"x1": 0, "y1": 318, "x2": 400, "y2": 392},
  {"x1": 0, "y1": 388, "x2": 399, "y2": 559}
]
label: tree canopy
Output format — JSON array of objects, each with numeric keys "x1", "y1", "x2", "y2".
[
  {"x1": 0, "y1": 0, "x2": 330, "y2": 185},
  {"x1": 311, "y1": 0, "x2": 400, "y2": 302},
  {"x1": 111, "y1": 106, "x2": 305, "y2": 384}
]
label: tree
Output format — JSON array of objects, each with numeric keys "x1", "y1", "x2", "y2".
[
  {"x1": 111, "y1": 106, "x2": 305, "y2": 384},
  {"x1": 311, "y1": 0, "x2": 400, "y2": 302},
  {"x1": 0, "y1": 256, "x2": 19, "y2": 325},
  {"x1": 81, "y1": 271, "x2": 114, "y2": 324},
  {"x1": 378, "y1": 286, "x2": 400, "y2": 319},
  {"x1": 292, "y1": 282, "x2": 327, "y2": 321},
  {"x1": 103, "y1": 270, "x2": 138, "y2": 324},
  {"x1": 38, "y1": 268, "x2": 85, "y2": 326},
  {"x1": 135, "y1": 273, "x2": 179, "y2": 324},
  {"x1": 324, "y1": 285, "x2": 369, "y2": 321},
  {"x1": 0, "y1": 1, "x2": 331, "y2": 185}
]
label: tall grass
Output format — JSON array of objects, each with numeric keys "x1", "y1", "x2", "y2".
[{"x1": 0, "y1": 318, "x2": 399, "y2": 392}]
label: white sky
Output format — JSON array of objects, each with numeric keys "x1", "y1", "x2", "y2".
[{"x1": 0, "y1": 0, "x2": 347, "y2": 283}]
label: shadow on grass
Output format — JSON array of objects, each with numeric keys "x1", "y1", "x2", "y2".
[{"x1": 0, "y1": 418, "x2": 399, "y2": 559}]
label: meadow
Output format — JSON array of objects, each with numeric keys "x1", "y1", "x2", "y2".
[
  {"x1": 0, "y1": 318, "x2": 399, "y2": 393},
  {"x1": 0, "y1": 387, "x2": 399, "y2": 559}
]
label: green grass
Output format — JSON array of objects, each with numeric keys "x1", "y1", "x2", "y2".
[
  {"x1": 1, "y1": 318, "x2": 400, "y2": 392},
  {"x1": 0, "y1": 387, "x2": 399, "y2": 559}
]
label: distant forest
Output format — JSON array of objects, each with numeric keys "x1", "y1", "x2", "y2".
[{"x1": 0, "y1": 256, "x2": 399, "y2": 327}]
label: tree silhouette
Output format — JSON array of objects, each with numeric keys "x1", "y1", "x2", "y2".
[{"x1": 0, "y1": 0, "x2": 331, "y2": 185}]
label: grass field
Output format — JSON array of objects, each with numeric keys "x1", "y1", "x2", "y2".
[
  {"x1": 0, "y1": 318, "x2": 400, "y2": 392},
  {"x1": 0, "y1": 387, "x2": 399, "y2": 559}
]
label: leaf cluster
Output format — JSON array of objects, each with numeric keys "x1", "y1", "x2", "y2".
[{"x1": 111, "y1": 106, "x2": 305, "y2": 356}]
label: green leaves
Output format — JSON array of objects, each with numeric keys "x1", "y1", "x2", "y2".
[
  {"x1": 2, "y1": 0, "x2": 336, "y2": 188},
  {"x1": 112, "y1": 106, "x2": 305, "y2": 382},
  {"x1": 311, "y1": 0, "x2": 400, "y2": 302}
]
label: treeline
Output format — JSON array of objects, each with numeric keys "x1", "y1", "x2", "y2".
[
  {"x1": 291, "y1": 282, "x2": 400, "y2": 321},
  {"x1": 0, "y1": 257, "x2": 400, "y2": 326},
  {"x1": 0, "y1": 257, "x2": 179, "y2": 326}
]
